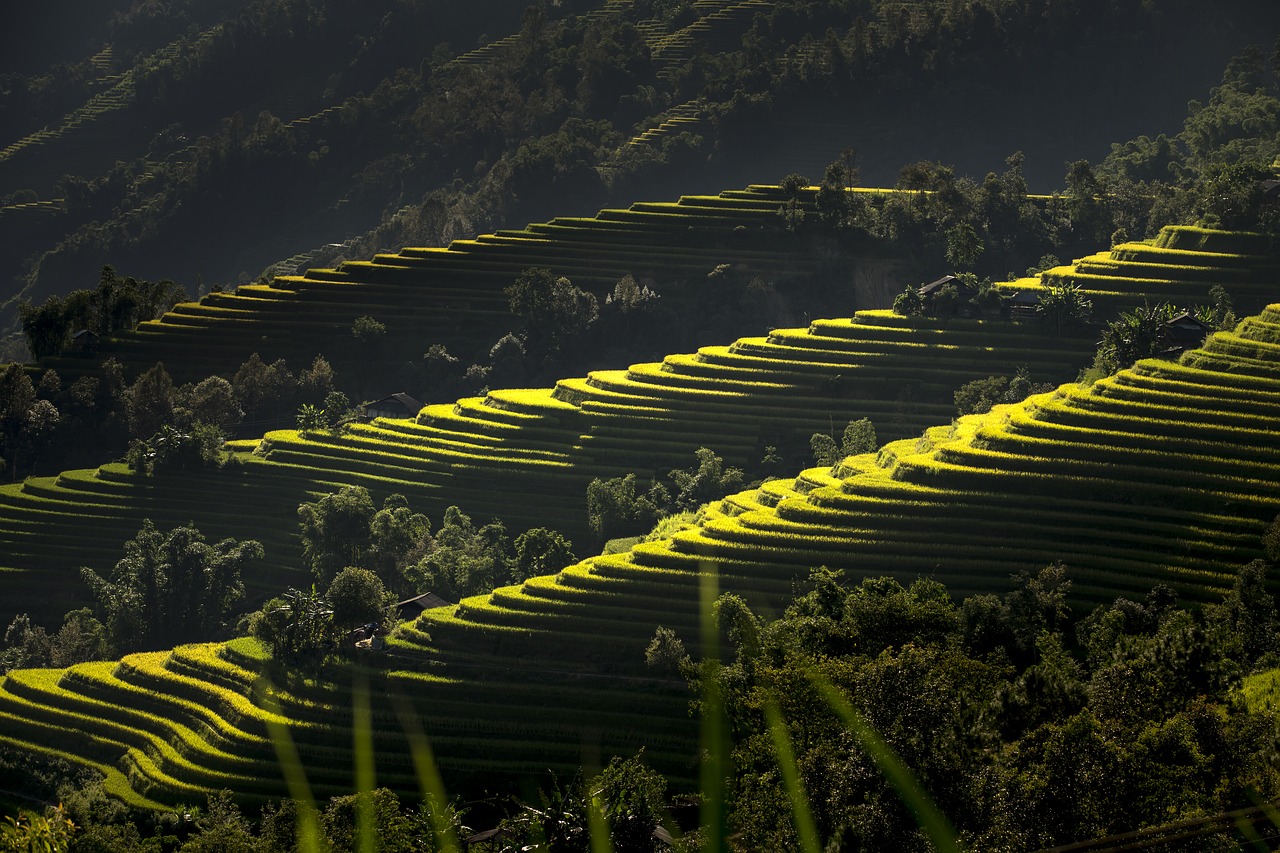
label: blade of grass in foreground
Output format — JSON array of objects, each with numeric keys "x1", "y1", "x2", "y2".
[
  {"x1": 762, "y1": 694, "x2": 822, "y2": 853},
  {"x1": 390, "y1": 693, "x2": 462, "y2": 853},
  {"x1": 353, "y1": 675, "x2": 376, "y2": 853},
  {"x1": 588, "y1": 789, "x2": 615, "y2": 853},
  {"x1": 698, "y1": 559, "x2": 726, "y2": 850},
  {"x1": 1234, "y1": 814, "x2": 1265, "y2": 849},
  {"x1": 807, "y1": 668, "x2": 962, "y2": 853},
  {"x1": 255, "y1": 676, "x2": 324, "y2": 853}
]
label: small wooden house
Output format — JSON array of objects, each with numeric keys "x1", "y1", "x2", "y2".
[
  {"x1": 362, "y1": 392, "x2": 422, "y2": 420},
  {"x1": 395, "y1": 591, "x2": 452, "y2": 621},
  {"x1": 69, "y1": 329, "x2": 99, "y2": 355},
  {"x1": 1158, "y1": 312, "x2": 1212, "y2": 357},
  {"x1": 917, "y1": 274, "x2": 964, "y2": 299},
  {"x1": 917, "y1": 274, "x2": 980, "y2": 317},
  {"x1": 1008, "y1": 291, "x2": 1041, "y2": 321}
]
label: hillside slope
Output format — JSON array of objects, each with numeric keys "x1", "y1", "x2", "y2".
[
  {"x1": 6, "y1": 0, "x2": 1276, "y2": 338},
  {"x1": 2, "y1": 221, "x2": 1277, "y2": 628},
  {"x1": 29, "y1": 185, "x2": 899, "y2": 388},
  {"x1": 2, "y1": 302, "x2": 1279, "y2": 805}
]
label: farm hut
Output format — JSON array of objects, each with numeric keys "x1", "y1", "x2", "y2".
[
  {"x1": 362, "y1": 392, "x2": 422, "y2": 420},
  {"x1": 1008, "y1": 290, "x2": 1041, "y2": 321},
  {"x1": 395, "y1": 591, "x2": 452, "y2": 621},
  {"x1": 70, "y1": 329, "x2": 99, "y2": 355},
  {"x1": 1158, "y1": 312, "x2": 1212, "y2": 357},
  {"x1": 917, "y1": 274, "x2": 964, "y2": 298}
]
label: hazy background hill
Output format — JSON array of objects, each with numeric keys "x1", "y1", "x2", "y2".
[{"x1": 2, "y1": 0, "x2": 1278, "y2": 342}]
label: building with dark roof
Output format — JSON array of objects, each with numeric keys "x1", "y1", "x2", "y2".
[{"x1": 362, "y1": 393, "x2": 423, "y2": 420}]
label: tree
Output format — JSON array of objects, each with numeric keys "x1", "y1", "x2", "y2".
[
  {"x1": 1064, "y1": 159, "x2": 1110, "y2": 244},
  {"x1": 421, "y1": 344, "x2": 463, "y2": 401},
  {"x1": 777, "y1": 173, "x2": 809, "y2": 231},
  {"x1": 127, "y1": 422, "x2": 226, "y2": 475},
  {"x1": 1036, "y1": 282, "x2": 1093, "y2": 336},
  {"x1": 1207, "y1": 559, "x2": 1280, "y2": 668},
  {"x1": 955, "y1": 368, "x2": 1054, "y2": 416},
  {"x1": 892, "y1": 285, "x2": 926, "y2": 317},
  {"x1": 586, "y1": 473, "x2": 669, "y2": 545},
  {"x1": 326, "y1": 567, "x2": 391, "y2": 633},
  {"x1": 1093, "y1": 302, "x2": 1176, "y2": 374},
  {"x1": 48, "y1": 608, "x2": 110, "y2": 668},
  {"x1": 298, "y1": 354, "x2": 335, "y2": 404},
  {"x1": 590, "y1": 752, "x2": 668, "y2": 853},
  {"x1": 1204, "y1": 284, "x2": 1237, "y2": 332},
  {"x1": 233, "y1": 353, "x2": 296, "y2": 424},
  {"x1": 321, "y1": 788, "x2": 427, "y2": 853},
  {"x1": 810, "y1": 417, "x2": 877, "y2": 468},
  {"x1": 1, "y1": 363, "x2": 38, "y2": 478},
  {"x1": 504, "y1": 267, "x2": 599, "y2": 359},
  {"x1": 1005, "y1": 562, "x2": 1072, "y2": 663},
  {"x1": 645, "y1": 626, "x2": 689, "y2": 674},
  {"x1": 669, "y1": 447, "x2": 744, "y2": 511},
  {"x1": 945, "y1": 221, "x2": 984, "y2": 270},
  {"x1": 512, "y1": 528, "x2": 575, "y2": 581},
  {"x1": 1, "y1": 614, "x2": 51, "y2": 673},
  {"x1": 125, "y1": 362, "x2": 176, "y2": 439},
  {"x1": 1, "y1": 805, "x2": 76, "y2": 853},
  {"x1": 809, "y1": 432, "x2": 840, "y2": 468},
  {"x1": 19, "y1": 399, "x2": 60, "y2": 475},
  {"x1": 298, "y1": 485, "x2": 376, "y2": 583},
  {"x1": 178, "y1": 792, "x2": 256, "y2": 853},
  {"x1": 406, "y1": 506, "x2": 510, "y2": 600},
  {"x1": 1263, "y1": 514, "x2": 1280, "y2": 564},
  {"x1": 323, "y1": 390, "x2": 352, "y2": 425},
  {"x1": 352, "y1": 316, "x2": 387, "y2": 345},
  {"x1": 296, "y1": 403, "x2": 327, "y2": 435},
  {"x1": 252, "y1": 586, "x2": 333, "y2": 659},
  {"x1": 80, "y1": 521, "x2": 262, "y2": 651},
  {"x1": 367, "y1": 494, "x2": 431, "y2": 588},
  {"x1": 18, "y1": 296, "x2": 71, "y2": 361},
  {"x1": 176, "y1": 376, "x2": 242, "y2": 431},
  {"x1": 815, "y1": 149, "x2": 862, "y2": 230},
  {"x1": 486, "y1": 333, "x2": 529, "y2": 388}
]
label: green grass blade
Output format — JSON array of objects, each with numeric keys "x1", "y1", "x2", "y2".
[
  {"x1": 353, "y1": 675, "x2": 376, "y2": 853},
  {"x1": 588, "y1": 791, "x2": 615, "y2": 853},
  {"x1": 698, "y1": 558, "x2": 725, "y2": 850},
  {"x1": 806, "y1": 668, "x2": 963, "y2": 853},
  {"x1": 255, "y1": 675, "x2": 324, "y2": 853},
  {"x1": 762, "y1": 694, "x2": 822, "y2": 853},
  {"x1": 1235, "y1": 813, "x2": 1266, "y2": 849},
  {"x1": 389, "y1": 693, "x2": 462, "y2": 853}
]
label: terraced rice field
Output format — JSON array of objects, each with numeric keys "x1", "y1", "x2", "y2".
[
  {"x1": 3, "y1": 223, "x2": 1274, "y2": 627},
  {"x1": 35, "y1": 184, "x2": 881, "y2": 385},
  {"x1": 0, "y1": 302, "x2": 1092, "y2": 626},
  {"x1": 1001, "y1": 226, "x2": 1280, "y2": 317},
  {"x1": 4, "y1": 303, "x2": 1279, "y2": 807}
]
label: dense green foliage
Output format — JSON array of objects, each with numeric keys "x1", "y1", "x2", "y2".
[
  {"x1": 709, "y1": 556, "x2": 1280, "y2": 850},
  {"x1": 79, "y1": 520, "x2": 262, "y2": 653}
]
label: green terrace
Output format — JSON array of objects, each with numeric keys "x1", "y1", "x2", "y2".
[
  {"x1": 0, "y1": 304, "x2": 1101, "y2": 626},
  {"x1": 999, "y1": 226, "x2": 1280, "y2": 317},
  {"x1": 33, "y1": 184, "x2": 879, "y2": 386},
  {"x1": 0, "y1": 635, "x2": 696, "y2": 806},
  {"x1": 3, "y1": 225, "x2": 1276, "y2": 626},
  {"x1": 5, "y1": 304, "x2": 1280, "y2": 807}
]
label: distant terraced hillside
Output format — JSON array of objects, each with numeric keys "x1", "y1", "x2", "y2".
[
  {"x1": 3, "y1": 222, "x2": 1276, "y2": 628},
  {"x1": 0, "y1": 303, "x2": 1089, "y2": 628},
  {"x1": 34, "y1": 184, "x2": 899, "y2": 387},
  {"x1": 3, "y1": 302, "x2": 1279, "y2": 808}
]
